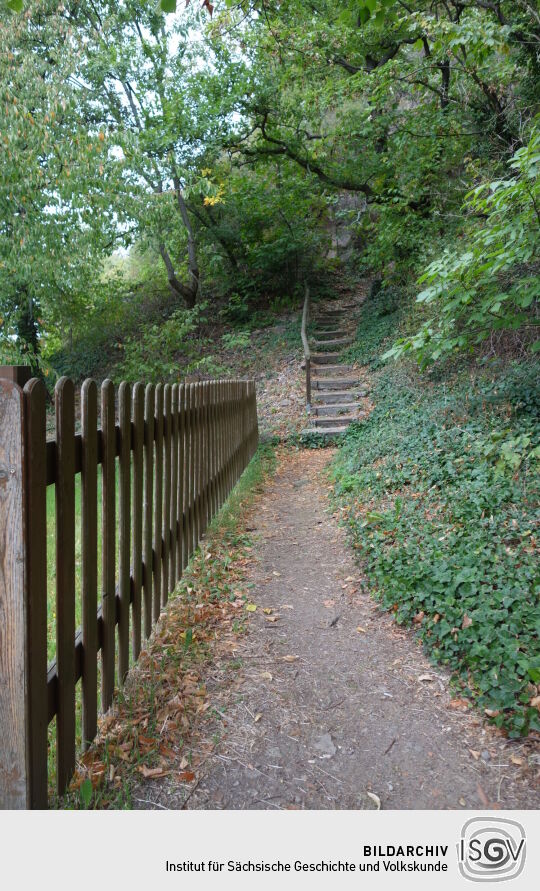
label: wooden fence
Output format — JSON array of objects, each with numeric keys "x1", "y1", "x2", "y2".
[{"x1": 0, "y1": 369, "x2": 258, "y2": 808}]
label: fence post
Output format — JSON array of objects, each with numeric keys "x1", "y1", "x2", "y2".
[{"x1": 0, "y1": 372, "x2": 29, "y2": 807}]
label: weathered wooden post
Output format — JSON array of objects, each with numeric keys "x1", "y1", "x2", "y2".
[
  {"x1": 0, "y1": 371, "x2": 28, "y2": 808},
  {"x1": 0, "y1": 365, "x2": 48, "y2": 809}
]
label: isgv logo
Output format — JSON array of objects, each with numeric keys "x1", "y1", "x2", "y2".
[{"x1": 458, "y1": 818, "x2": 526, "y2": 882}]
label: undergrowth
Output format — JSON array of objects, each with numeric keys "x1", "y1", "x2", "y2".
[
  {"x1": 332, "y1": 298, "x2": 540, "y2": 738},
  {"x1": 341, "y1": 285, "x2": 404, "y2": 370}
]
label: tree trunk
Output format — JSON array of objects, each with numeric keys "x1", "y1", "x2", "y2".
[{"x1": 173, "y1": 176, "x2": 199, "y2": 308}]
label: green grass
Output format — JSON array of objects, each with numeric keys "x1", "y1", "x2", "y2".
[
  {"x1": 46, "y1": 465, "x2": 116, "y2": 660},
  {"x1": 331, "y1": 296, "x2": 540, "y2": 738}
]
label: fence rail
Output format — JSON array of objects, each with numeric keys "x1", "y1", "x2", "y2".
[{"x1": 0, "y1": 370, "x2": 258, "y2": 808}]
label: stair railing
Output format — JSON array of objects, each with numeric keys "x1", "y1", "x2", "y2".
[{"x1": 301, "y1": 281, "x2": 311, "y2": 411}]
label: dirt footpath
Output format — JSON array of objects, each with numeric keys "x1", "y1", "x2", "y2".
[{"x1": 133, "y1": 449, "x2": 538, "y2": 810}]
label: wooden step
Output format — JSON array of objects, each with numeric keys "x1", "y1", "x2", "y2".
[
  {"x1": 314, "y1": 402, "x2": 364, "y2": 416},
  {"x1": 312, "y1": 364, "x2": 353, "y2": 374},
  {"x1": 313, "y1": 378, "x2": 361, "y2": 390},
  {"x1": 301, "y1": 426, "x2": 349, "y2": 438},
  {"x1": 312, "y1": 390, "x2": 364, "y2": 403},
  {"x1": 313, "y1": 329, "x2": 350, "y2": 338},
  {"x1": 311, "y1": 416, "x2": 358, "y2": 428},
  {"x1": 311, "y1": 352, "x2": 342, "y2": 365},
  {"x1": 312, "y1": 337, "x2": 353, "y2": 348}
]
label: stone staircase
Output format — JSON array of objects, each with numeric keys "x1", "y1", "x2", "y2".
[{"x1": 302, "y1": 300, "x2": 366, "y2": 438}]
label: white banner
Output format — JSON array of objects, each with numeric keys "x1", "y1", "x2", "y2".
[{"x1": 1, "y1": 809, "x2": 538, "y2": 890}]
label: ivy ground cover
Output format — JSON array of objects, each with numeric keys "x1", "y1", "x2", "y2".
[{"x1": 332, "y1": 341, "x2": 539, "y2": 737}]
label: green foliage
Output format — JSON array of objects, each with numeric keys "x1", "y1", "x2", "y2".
[
  {"x1": 332, "y1": 361, "x2": 540, "y2": 737},
  {"x1": 221, "y1": 331, "x2": 250, "y2": 350},
  {"x1": 388, "y1": 124, "x2": 540, "y2": 365},
  {"x1": 2, "y1": 0, "x2": 540, "y2": 374},
  {"x1": 117, "y1": 303, "x2": 207, "y2": 383},
  {"x1": 342, "y1": 284, "x2": 404, "y2": 369},
  {"x1": 45, "y1": 252, "x2": 172, "y2": 383}
]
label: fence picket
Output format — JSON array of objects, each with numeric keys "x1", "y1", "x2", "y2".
[
  {"x1": 132, "y1": 383, "x2": 144, "y2": 661},
  {"x1": 23, "y1": 378, "x2": 48, "y2": 808},
  {"x1": 170, "y1": 384, "x2": 179, "y2": 593},
  {"x1": 162, "y1": 384, "x2": 171, "y2": 606},
  {"x1": 201, "y1": 384, "x2": 207, "y2": 532},
  {"x1": 55, "y1": 377, "x2": 76, "y2": 795},
  {"x1": 193, "y1": 384, "x2": 201, "y2": 547},
  {"x1": 183, "y1": 384, "x2": 191, "y2": 567},
  {"x1": 101, "y1": 379, "x2": 116, "y2": 711},
  {"x1": 118, "y1": 382, "x2": 131, "y2": 683},
  {"x1": 177, "y1": 384, "x2": 185, "y2": 580},
  {"x1": 153, "y1": 384, "x2": 163, "y2": 622},
  {"x1": 81, "y1": 379, "x2": 98, "y2": 749},
  {"x1": 143, "y1": 385, "x2": 154, "y2": 639},
  {"x1": 187, "y1": 384, "x2": 196, "y2": 557}
]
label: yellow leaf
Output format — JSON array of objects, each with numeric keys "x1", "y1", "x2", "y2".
[{"x1": 245, "y1": 603, "x2": 257, "y2": 612}]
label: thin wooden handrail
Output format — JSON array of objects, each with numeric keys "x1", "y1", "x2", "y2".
[{"x1": 301, "y1": 281, "x2": 311, "y2": 410}]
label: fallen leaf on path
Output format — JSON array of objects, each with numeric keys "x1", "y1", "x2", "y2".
[
  {"x1": 178, "y1": 771, "x2": 196, "y2": 783},
  {"x1": 469, "y1": 750, "x2": 481, "y2": 760},
  {"x1": 510, "y1": 754, "x2": 524, "y2": 766},
  {"x1": 159, "y1": 744, "x2": 175, "y2": 759},
  {"x1": 459, "y1": 798, "x2": 466, "y2": 807},
  {"x1": 448, "y1": 698, "x2": 470, "y2": 710},
  {"x1": 137, "y1": 765, "x2": 170, "y2": 779},
  {"x1": 367, "y1": 792, "x2": 381, "y2": 810},
  {"x1": 484, "y1": 708, "x2": 500, "y2": 717},
  {"x1": 462, "y1": 614, "x2": 473, "y2": 629},
  {"x1": 261, "y1": 671, "x2": 273, "y2": 681},
  {"x1": 265, "y1": 615, "x2": 280, "y2": 623},
  {"x1": 282, "y1": 655, "x2": 299, "y2": 662},
  {"x1": 356, "y1": 626, "x2": 367, "y2": 634},
  {"x1": 323, "y1": 599, "x2": 335, "y2": 608},
  {"x1": 418, "y1": 674, "x2": 434, "y2": 682},
  {"x1": 254, "y1": 713, "x2": 262, "y2": 723},
  {"x1": 245, "y1": 603, "x2": 257, "y2": 612},
  {"x1": 273, "y1": 571, "x2": 281, "y2": 577},
  {"x1": 413, "y1": 611, "x2": 425, "y2": 623},
  {"x1": 282, "y1": 604, "x2": 294, "y2": 610},
  {"x1": 262, "y1": 608, "x2": 273, "y2": 615},
  {"x1": 179, "y1": 756, "x2": 189, "y2": 769}
]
